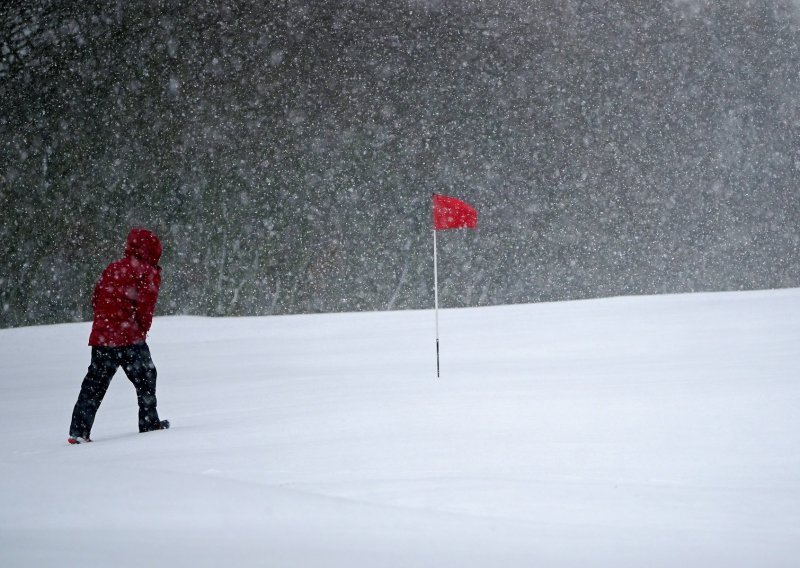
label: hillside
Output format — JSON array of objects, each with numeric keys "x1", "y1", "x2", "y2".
[{"x1": 1, "y1": 288, "x2": 798, "y2": 566}]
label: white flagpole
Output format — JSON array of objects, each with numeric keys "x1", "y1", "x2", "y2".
[{"x1": 433, "y1": 228, "x2": 440, "y2": 377}]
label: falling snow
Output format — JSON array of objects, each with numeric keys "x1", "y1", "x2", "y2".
[{"x1": 1, "y1": 1, "x2": 799, "y2": 328}]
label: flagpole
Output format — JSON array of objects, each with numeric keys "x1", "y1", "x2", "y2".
[
  {"x1": 433, "y1": 228, "x2": 440, "y2": 378},
  {"x1": 432, "y1": 192, "x2": 477, "y2": 379}
]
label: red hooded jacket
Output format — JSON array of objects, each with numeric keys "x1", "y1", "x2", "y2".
[{"x1": 88, "y1": 228, "x2": 162, "y2": 347}]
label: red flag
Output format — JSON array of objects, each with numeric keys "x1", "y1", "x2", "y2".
[{"x1": 432, "y1": 193, "x2": 478, "y2": 231}]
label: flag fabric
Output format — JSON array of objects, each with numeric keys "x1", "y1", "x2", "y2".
[{"x1": 432, "y1": 193, "x2": 478, "y2": 230}]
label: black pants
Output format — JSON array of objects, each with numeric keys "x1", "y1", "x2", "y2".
[{"x1": 69, "y1": 343, "x2": 161, "y2": 437}]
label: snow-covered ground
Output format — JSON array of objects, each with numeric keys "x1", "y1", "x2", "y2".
[{"x1": 1, "y1": 289, "x2": 798, "y2": 567}]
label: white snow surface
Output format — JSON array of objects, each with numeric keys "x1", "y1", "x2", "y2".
[{"x1": 1, "y1": 289, "x2": 799, "y2": 567}]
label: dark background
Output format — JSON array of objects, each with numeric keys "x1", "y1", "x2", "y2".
[{"x1": 2, "y1": 0, "x2": 799, "y2": 328}]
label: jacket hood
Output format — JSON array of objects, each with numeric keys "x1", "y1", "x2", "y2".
[{"x1": 125, "y1": 227, "x2": 162, "y2": 266}]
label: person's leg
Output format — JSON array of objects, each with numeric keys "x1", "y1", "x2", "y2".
[
  {"x1": 69, "y1": 347, "x2": 119, "y2": 439},
  {"x1": 121, "y1": 343, "x2": 162, "y2": 432}
]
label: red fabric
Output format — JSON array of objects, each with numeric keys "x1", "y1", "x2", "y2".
[
  {"x1": 432, "y1": 193, "x2": 478, "y2": 230},
  {"x1": 88, "y1": 228, "x2": 162, "y2": 347}
]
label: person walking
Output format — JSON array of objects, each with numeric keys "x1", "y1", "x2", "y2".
[{"x1": 68, "y1": 227, "x2": 169, "y2": 444}]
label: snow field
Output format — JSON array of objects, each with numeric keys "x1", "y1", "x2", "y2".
[{"x1": 1, "y1": 288, "x2": 798, "y2": 567}]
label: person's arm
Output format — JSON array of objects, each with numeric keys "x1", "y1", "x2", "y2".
[{"x1": 134, "y1": 266, "x2": 161, "y2": 335}]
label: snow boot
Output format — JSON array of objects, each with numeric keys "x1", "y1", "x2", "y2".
[
  {"x1": 141, "y1": 419, "x2": 170, "y2": 433},
  {"x1": 68, "y1": 436, "x2": 92, "y2": 444}
]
